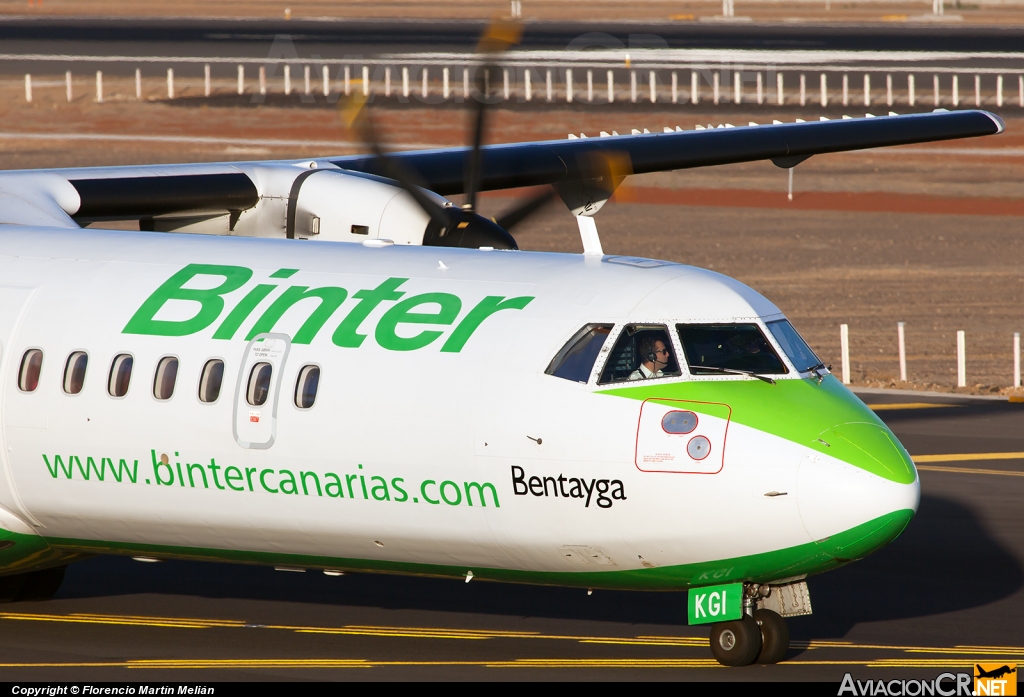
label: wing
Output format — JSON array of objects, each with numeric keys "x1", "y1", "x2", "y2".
[
  {"x1": 332, "y1": 110, "x2": 1005, "y2": 195},
  {"x1": 4, "y1": 110, "x2": 1003, "y2": 227},
  {"x1": 0, "y1": 172, "x2": 81, "y2": 228}
]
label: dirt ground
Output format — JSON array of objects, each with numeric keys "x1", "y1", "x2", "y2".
[
  {"x1": 2, "y1": 77, "x2": 1023, "y2": 394},
  {"x1": 2, "y1": 0, "x2": 1021, "y2": 25}
]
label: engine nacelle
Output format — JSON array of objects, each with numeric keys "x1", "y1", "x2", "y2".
[
  {"x1": 146, "y1": 163, "x2": 442, "y2": 246},
  {"x1": 286, "y1": 167, "x2": 440, "y2": 245}
]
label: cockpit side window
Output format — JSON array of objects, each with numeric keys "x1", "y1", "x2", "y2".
[
  {"x1": 766, "y1": 319, "x2": 822, "y2": 373},
  {"x1": 545, "y1": 324, "x2": 613, "y2": 384},
  {"x1": 598, "y1": 324, "x2": 681, "y2": 384},
  {"x1": 677, "y1": 323, "x2": 788, "y2": 375}
]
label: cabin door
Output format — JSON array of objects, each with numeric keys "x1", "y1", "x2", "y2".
[
  {"x1": 0, "y1": 286, "x2": 37, "y2": 366},
  {"x1": 233, "y1": 333, "x2": 291, "y2": 449}
]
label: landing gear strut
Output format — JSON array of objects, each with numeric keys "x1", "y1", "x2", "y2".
[{"x1": 708, "y1": 584, "x2": 791, "y2": 666}]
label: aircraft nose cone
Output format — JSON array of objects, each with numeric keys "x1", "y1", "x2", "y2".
[
  {"x1": 821, "y1": 422, "x2": 918, "y2": 485},
  {"x1": 798, "y1": 423, "x2": 920, "y2": 562}
]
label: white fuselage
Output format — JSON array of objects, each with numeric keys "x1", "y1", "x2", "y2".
[{"x1": 0, "y1": 226, "x2": 917, "y2": 587}]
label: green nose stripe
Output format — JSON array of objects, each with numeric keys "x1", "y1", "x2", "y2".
[
  {"x1": 821, "y1": 423, "x2": 917, "y2": 485},
  {"x1": 814, "y1": 508, "x2": 914, "y2": 562},
  {"x1": 599, "y1": 374, "x2": 917, "y2": 484}
]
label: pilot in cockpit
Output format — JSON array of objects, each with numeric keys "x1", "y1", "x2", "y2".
[{"x1": 629, "y1": 336, "x2": 671, "y2": 380}]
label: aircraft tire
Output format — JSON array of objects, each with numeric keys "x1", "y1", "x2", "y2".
[
  {"x1": 710, "y1": 615, "x2": 762, "y2": 666},
  {"x1": 16, "y1": 566, "x2": 67, "y2": 602},
  {"x1": 753, "y1": 608, "x2": 790, "y2": 664}
]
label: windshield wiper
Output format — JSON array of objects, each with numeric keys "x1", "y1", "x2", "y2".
[
  {"x1": 805, "y1": 362, "x2": 830, "y2": 385},
  {"x1": 692, "y1": 366, "x2": 776, "y2": 385}
]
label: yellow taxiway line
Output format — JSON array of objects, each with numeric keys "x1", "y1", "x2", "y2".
[
  {"x1": 289, "y1": 623, "x2": 542, "y2": 640},
  {"x1": 914, "y1": 452, "x2": 1024, "y2": 463},
  {"x1": 917, "y1": 464, "x2": 1024, "y2": 477},
  {"x1": 2, "y1": 612, "x2": 1022, "y2": 667},
  {"x1": 0, "y1": 611, "x2": 244, "y2": 629},
  {"x1": 861, "y1": 402, "x2": 1024, "y2": 471},
  {"x1": 0, "y1": 657, "x2": 1015, "y2": 670}
]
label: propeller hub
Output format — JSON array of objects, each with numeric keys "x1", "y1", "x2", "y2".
[{"x1": 423, "y1": 208, "x2": 517, "y2": 250}]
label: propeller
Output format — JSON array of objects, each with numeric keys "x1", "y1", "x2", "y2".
[
  {"x1": 339, "y1": 18, "x2": 559, "y2": 251},
  {"x1": 495, "y1": 187, "x2": 558, "y2": 230},
  {"x1": 340, "y1": 91, "x2": 518, "y2": 249}
]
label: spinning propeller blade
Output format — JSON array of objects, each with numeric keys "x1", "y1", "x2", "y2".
[
  {"x1": 495, "y1": 187, "x2": 557, "y2": 231},
  {"x1": 338, "y1": 17, "x2": 546, "y2": 250},
  {"x1": 464, "y1": 19, "x2": 523, "y2": 214},
  {"x1": 340, "y1": 91, "x2": 518, "y2": 250},
  {"x1": 339, "y1": 93, "x2": 449, "y2": 229}
]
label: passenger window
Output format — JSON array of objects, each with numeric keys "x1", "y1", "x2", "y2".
[
  {"x1": 107, "y1": 354, "x2": 133, "y2": 397},
  {"x1": 545, "y1": 324, "x2": 613, "y2": 383},
  {"x1": 294, "y1": 365, "x2": 320, "y2": 409},
  {"x1": 677, "y1": 324, "x2": 788, "y2": 375},
  {"x1": 247, "y1": 362, "x2": 272, "y2": 406},
  {"x1": 153, "y1": 356, "x2": 179, "y2": 400},
  {"x1": 18, "y1": 349, "x2": 43, "y2": 392},
  {"x1": 63, "y1": 350, "x2": 89, "y2": 395},
  {"x1": 63, "y1": 351, "x2": 88, "y2": 395},
  {"x1": 598, "y1": 325, "x2": 681, "y2": 384},
  {"x1": 198, "y1": 359, "x2": 224, "y2": 403}
]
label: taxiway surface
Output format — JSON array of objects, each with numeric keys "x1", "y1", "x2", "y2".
[
  {"x1": 1, "y1": 17, "x2": 1023, "y2": 77},
  {"x1": 0, "y1": 390, "x2": 1020, "y2": 681}
]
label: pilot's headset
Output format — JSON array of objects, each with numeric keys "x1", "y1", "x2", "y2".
[{"x1": 640, "y1": 336, "x2": 658, "y2": 364}]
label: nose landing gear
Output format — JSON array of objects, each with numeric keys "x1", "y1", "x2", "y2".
[
  {"x1": 708, "y1": 585, "x2": 791, "y2": 666},
  {"x1": 752, "y1": 608, "x2": 790, "y2": 664},
  {"x1": 710, "y1": 614, "x2": 762, "y2": 666}
]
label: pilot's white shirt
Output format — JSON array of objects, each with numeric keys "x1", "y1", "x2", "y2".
[{"x1": 629, "y1": 364, "x2": 664, "y2": 380}]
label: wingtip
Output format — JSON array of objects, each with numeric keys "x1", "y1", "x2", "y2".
[
  {"x1": 959, "y1": 109, "x2": 1006, "y2": 135},
  {"x1": 987, "y1": 111, "x2": 1007, "y2": 134}
]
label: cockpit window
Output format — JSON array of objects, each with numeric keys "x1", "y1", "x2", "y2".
[
  {"x1": 766, "y1": 319, "x2": 821, "y2": 373},
  {"x1": 598, "y1": 324, "x2": 681, "y2": 384},
  {"x1": 546, "y1": 324, "x2": 613, "y2": 383},
  {"x1": 677, "y1": 324, "x2": 788, "y2": 375}
]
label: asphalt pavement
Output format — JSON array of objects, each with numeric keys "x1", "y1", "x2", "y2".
[
  {"x1": 0, "y1": 388, "x2": 1020, "y2": 681},
  {"x1": 1, "y1": 17, "x2": 1023, "y2": 76}
]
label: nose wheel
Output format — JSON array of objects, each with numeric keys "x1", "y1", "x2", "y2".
[
  {"x1": 709, "y1": 615, "x2": 762, "y2": 666},
  {"x1": 708, "y1": 606, "x2": 790, "y2": 666},
  {"x1": 753, "y1": 608, "x2": 790, "y2": 664}
]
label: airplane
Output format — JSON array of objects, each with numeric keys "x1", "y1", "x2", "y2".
[
  {"x1": 976, "y1": 665, "x2": 1017, "y2": 680},
  {"x1": 0, "y1": 84, "x2": 1004, "y2": 666}
]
